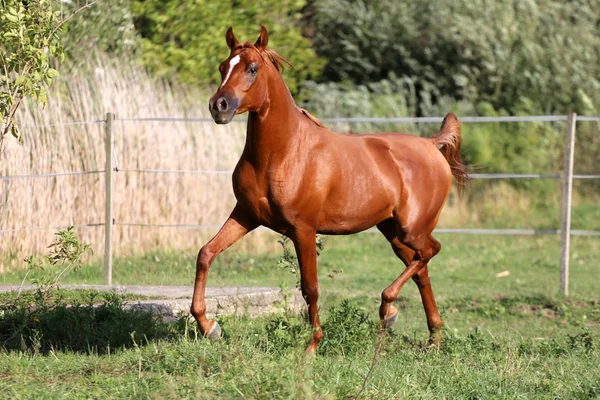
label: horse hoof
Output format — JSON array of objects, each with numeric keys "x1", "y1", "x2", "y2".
[
  {"x1": 205, "y1": 321, "x2": 221, "y2": 341},
  {"x1": 383, "y1": 306, "x2": 398, "y2": 329},
  {"x1": 305, "y1": 343, "x2": 317, "y2": 356}
]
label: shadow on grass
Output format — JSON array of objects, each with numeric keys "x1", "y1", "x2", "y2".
[{"x1": 0, "y1": 293, "x2": 174, "y2": 354}]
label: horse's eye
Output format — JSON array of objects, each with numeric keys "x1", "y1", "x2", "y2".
[{"x1": 248, "y1": 64, "x2": 258, "y2": 76}]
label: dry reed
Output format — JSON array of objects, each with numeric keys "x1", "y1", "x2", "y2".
[
  {"x1": 0, "y1": 57, "x2": 279, "y2": 272},
  {"x1": 0, "y1": 56, "x2": 571, "y2": 272}
]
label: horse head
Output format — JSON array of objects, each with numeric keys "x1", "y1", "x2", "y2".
[{"x1": 209, "y1": 26, "x2": 291, "y2": 124}]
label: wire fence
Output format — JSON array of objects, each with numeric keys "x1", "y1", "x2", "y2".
[{"x1": 1, "y1": 112, "x2": 599, "y2": 294}]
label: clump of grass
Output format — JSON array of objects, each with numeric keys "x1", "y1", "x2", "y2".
[
  {"x1": 319, "y1": 299, "x2": 378, "y2": 356},
  {"x1": 0, "y1": 227, "x2": 171, "y2": 354},
  {"x1": 0, "y1": 292, "x2": 172, "y2": 354}
]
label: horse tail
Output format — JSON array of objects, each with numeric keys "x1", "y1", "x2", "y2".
[{"x1": 430, "y1": 113, "x2": 470, "y2": 196}]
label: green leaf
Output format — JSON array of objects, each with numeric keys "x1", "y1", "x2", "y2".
[
  {"x1": 46, "y1": 68, "x2": 59, "y2": 79},
  {"x1": 14, "y1": 76, "x2": 26, "y2": 86},
  {"x1": 4, "y1": 13, "x2": 18, "y2": 23}
]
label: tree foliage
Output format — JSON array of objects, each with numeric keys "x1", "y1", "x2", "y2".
[
  {"x1": 59, "y1": 0, "x2": 140, "y2": 65},
  {"x1": 0, "y1": 0, "x2": 98, "y2": 155},
  {"x1": 130, "y1": 0, "x2": 325, "y2": 93},
  {"x1": 309, "y1": 0, "x2": 600, "y2": 114}
]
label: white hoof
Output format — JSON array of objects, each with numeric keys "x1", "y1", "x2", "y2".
[
  {"x1": 383, "y1": 306, "x2": 398, "y2": 329},
  {"x1": 206, "y1": 321, "x2": 221, "y2": 341}
]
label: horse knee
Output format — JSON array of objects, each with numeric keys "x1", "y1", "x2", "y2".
[
  {"x1": 197, "y1": 246, "x2": 215, "y2": 271},
  {"x1": 302, "y1": 283, "x2": 319, "y2": 303}
]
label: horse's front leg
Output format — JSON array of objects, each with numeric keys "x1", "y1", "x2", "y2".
[
  {"x1": 292, "y1": 227, "x2": 322, "y2": 354},
  {"x1": 190, "y1": 205, "x2": 257, "y2": 339}
]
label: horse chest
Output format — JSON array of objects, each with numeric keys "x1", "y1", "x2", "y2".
[{"x1": 233, "y1": 165, "x2": 291, "y2": 227}]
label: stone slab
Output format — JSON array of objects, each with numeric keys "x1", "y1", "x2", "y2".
[{"x1": 0, "y1": 284, "x2": 304, "y2": 321}]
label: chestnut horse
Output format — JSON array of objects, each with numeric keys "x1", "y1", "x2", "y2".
[{"x1": 191, "y1": 26, "x2": 468, "y2": 354}]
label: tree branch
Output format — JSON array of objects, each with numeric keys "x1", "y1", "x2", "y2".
[{"x1": 48, "y1": 0, "x2": 101, "y2": 40}]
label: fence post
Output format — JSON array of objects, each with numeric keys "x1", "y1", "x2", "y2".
[
  {"x1": 560, "y1": 112, "x2": 576, "y2": 296},
  {"x1": 104, "y1": 113, "x2": 115, "y2": 286}
]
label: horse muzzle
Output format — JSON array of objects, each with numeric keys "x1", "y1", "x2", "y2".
[{"x1": 209, "y1": 93, "x2": 239, "y2": 124}]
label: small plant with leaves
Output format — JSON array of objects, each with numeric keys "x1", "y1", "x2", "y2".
[
  {"x1": 277, "y1": 234, "x2": 327, "y2": 288},
  {"x1": 24, "y1": 226, "x2": 92, "y2": 304}
]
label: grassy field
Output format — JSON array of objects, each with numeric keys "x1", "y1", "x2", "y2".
[{"x1": 1, "y1": 234, "x2": 599, "y2": 398}]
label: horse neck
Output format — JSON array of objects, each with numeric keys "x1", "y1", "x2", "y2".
[{"x1": 244, "y1": 71, "x2": 303, "y2": 164}]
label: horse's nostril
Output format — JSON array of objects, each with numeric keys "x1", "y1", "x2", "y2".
[{"x1": 217, "y1": 98, "x2": 228, "y2": 112}]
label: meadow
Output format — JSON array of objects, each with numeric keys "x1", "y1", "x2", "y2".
[
  {"x1": 1, "y1": 36, "x2": 598, "y2": 400},
  {"x1": 1, "y1": 234, "x2": 599, "y2": 398}
]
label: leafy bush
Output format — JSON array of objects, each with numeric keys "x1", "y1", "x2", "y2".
[
  {"x1": 308, "y1": 0, "x2": 600, "y2": 115},
  {"x1": 59, "y1": 0, "x2": 140, "y2": 65},
  {"x1": 130, "y1": 0, "x2": 325, "y2": 93},
  {"x1": 319, "y1": 300, "x2": 377, "y2": 356}
]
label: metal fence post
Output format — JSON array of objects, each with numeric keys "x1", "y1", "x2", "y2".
[
  {"x1": 560, "y1": 112, "x2": 576, "y2": 296},
  {"x1": 104, "y1": 113, "x2": 115, "y2": 286}
]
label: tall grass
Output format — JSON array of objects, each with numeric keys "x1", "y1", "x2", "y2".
[
  {"x1": 0, "y1": 56, "x2": 267, "y2": 271},
  {"x1": 1, "y1": 56, "x2": 597, "y2": 273}
]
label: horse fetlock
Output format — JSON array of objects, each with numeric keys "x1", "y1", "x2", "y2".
[
  {"x1": 381, "y1": 288, "x2": 397, "y2": 304},
  {"x1": 189, "y1": 305, "x2": 205, "y2": 321}
]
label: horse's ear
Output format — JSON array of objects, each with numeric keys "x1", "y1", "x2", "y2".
[
  {"x1": 226, "y1": 27, "x2": 240, "y2": 50},
  {"x1": 254, "y1": 26, "x2": 269, "y2": 50}
]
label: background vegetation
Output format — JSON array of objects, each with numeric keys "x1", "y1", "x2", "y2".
[
  {"x1": 1, "y1": 3, "x2": 599, "y2": 397},
  {"x1": 1, "y1": 0, "x2": 599, "y2": 262}
]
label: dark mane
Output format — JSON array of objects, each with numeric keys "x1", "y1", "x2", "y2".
[{"x1": 240, "y1": 42, "x2": 293, "y2": 72}]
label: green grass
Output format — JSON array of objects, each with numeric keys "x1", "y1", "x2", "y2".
[
  {"x1": 1, "y1": 234, "x2": 599, "y2": 398},
  {"x1": 0, "y1": 298, "x2": 598, "y2": 399},
  {"x1": 2, "y1": 234, "x2": 598, "y2": 300},
  {"x1": 0, "y1": 289, "x2": 152, "y2": 306}
]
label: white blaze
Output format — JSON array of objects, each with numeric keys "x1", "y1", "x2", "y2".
[{"x1": 220, "y1": 55, "x2": 240, "y2": 89}]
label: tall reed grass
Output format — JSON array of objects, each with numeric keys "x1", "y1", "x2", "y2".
[
  {"x1": 0, "y1": 57, "x2": 279, "y2": 271},
  {"x1": 1, "y1": 57, "x2": 596, "y2": 273}
]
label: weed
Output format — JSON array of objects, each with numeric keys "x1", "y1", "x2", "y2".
[
  {"x1": 277, "y1": 234, "x2": 327, "y2": 288},
  {"x1": 319, "y1": 299, "x2": 378, "y2": 356},
  {"x1": 22, "y1": 226, "x2": 92, "y2": 305},
  {"x1": 567, "y1": 327, "x2": 594, "y2": 353}
]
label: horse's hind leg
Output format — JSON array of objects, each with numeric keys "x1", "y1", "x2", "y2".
[
  {"x1": 412, "y1": 263, "x2": 443, "y2": 345},
  {"x1": 405, "y1": 234, "x2": 444, "y2": 344},
  {"x1": 377, "y1": 220, "x2": 444, "y2": 343},
  {"x1": 376, "y1": 220, "x2": 416, "y2": 328}
]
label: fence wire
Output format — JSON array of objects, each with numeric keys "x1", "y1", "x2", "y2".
[
  {"x1": 117, "y1": 115, "x2": 571, "y2": 124},
  {"x1": 114, "y1": 222, "x2": 600, "y2": 237},
  {"x1": 0, "y1": 223, "x2": 104, "y2": 234},
  {"x1": 2, "y1": 114, "x2": 599, "y2": 238},
  {"x1": 0, "y1": 170, "x2": 104, "y2": 181}
]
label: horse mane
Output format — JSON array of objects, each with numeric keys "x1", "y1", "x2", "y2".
[
  {"x1": 239, "y1": 42, "x2": 293, "y2": 72},
  {"x1": 238, "y1": 43, "x2": 323, "y2": 127}
]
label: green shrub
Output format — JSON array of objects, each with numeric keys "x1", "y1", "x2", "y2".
[
  {"x1": 130, "y1": 0, "x2": 325, "y2": 92},
  {"x1": 59, "y1": 0, "x2": 140, "y2": 65},
  {"x1": 319, "y1": 300, "x2": 378, "y2": 356},
  {"x1": 308, "y1": 0, "x2": 599, "y2": 115}
]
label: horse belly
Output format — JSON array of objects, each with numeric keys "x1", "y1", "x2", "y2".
[{"x1": 317, "y1": 175, "x2": 396, "y2": 234}]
